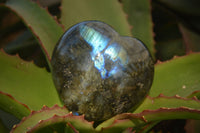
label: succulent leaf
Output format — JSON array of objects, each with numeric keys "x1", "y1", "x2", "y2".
[
  {"x1": 0, "y1": 50, "x2": 62, "y2": 112},
  {"x1": 134, "y1": 95, "x2": 200, "y2": 113},
  {"x1": 4, "y1": 0, "x2": 64, "y2": 66},
  {"x1": 121, "y1": 0, "x2": 155, "y2": 56},
  {"x1": 188, "y1": 91, "x2": 200, "y2": 99},
  {"x1": 26, "y1": 113, "x2": 94, "y2": 133},
  {"x1": 97, "y1": 95, "x2": 200, "y2": 132},
  {"x1": 97, "y1": 108, "x2": 200, "y2": 133},
  {"x1": 60, "y1": 0, "x2": 131, "y2": 36},
  {"x1": 0, "y1": 91, "x2": 30, "y2": 119},
  {"x1": 97, "y1": 106, "x2": 200, "y2": 132},
  {"x1": 11, "y1": 105, "x2": 69, "y2": 133},
  {"x1": 150, "y1": 53, "x2": 200, "y2": 97}
]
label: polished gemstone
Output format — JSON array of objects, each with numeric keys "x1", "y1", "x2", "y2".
[{"x1": 51, "y1": 21, "x2": 154, "y2": 121}]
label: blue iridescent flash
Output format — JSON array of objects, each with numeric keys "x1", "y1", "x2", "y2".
[
  {"x1": 72, "y1": 112, "x2": 79, "y2": 116},
  {"x1": 79, "y1": 25, "x2": 128, "y2": 79}
]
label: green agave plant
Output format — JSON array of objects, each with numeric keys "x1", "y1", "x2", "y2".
[{"x1": 0, "y1": 0, "x2": 200, "y2": 132}]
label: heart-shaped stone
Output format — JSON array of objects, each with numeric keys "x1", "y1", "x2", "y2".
[{"x1": 51, "y1": 21, "x2": 154, "y2": 121}]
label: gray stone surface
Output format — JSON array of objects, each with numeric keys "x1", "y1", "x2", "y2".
[{"x1": 51, "y1": 21, "x2": 154, "y2": 121}]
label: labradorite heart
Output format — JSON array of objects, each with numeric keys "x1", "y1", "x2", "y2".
[{"x1": 51, "y1": 21, "x2": 154, "y2": 121}]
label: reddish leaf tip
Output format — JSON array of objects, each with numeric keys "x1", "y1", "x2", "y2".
[
  {"x1": 38, "y1": 119, "x2": 43, "y2": 124},
  {"x1": 175, "y1": 94, "x2": 181, "y2": 98},
  {"x1": 192, "y1": 96, "x2": 198, "y2": 100},
  {"x1": 155, "y1": 60, "x2": 163, "y2": 64},
  {"x1": 41, "y1": 105, "x2": 48, "y2": 109},
  {"x1": 141, "y1": 115, "x2": 148, "y2": 123},
  {"x1": 12, "y1": 124, "x2": 17, "y2": 129}
]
